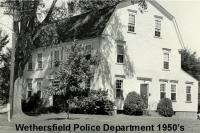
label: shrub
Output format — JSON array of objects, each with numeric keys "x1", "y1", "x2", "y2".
[
  {"x1": 123, "y1": 91, "x2": 146, "y2": 115},
  {"x1": 70, "y1": 90, "x2": 115, "y2": 115},
  {"x1": 157, "y1": 98, "x2": 174, "y2": 117}
]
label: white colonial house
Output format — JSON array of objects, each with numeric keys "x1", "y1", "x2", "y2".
[{"x1": 23, "y1": 0, "x2": 198, "y2": 119}]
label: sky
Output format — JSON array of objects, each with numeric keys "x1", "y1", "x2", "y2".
[{"x1": 0, "y1": 0, "x2": 200, "y2": 56}]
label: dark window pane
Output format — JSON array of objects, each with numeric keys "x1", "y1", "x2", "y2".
[
  {"x1": 155, "y1": 31, "x2": 160, "y2": 37},
  {"x1": 160, "y1": 92, "x2": 166, "y2": 99},
  {"x1": 28, "y1": 91, "x2": 32, "y2": 98},
  {"x1": 117, "y1": 55, "x2": 124, "y2": 63},
  {"x1": 186, "y1": 94, "x2": 191, "y2": 101},
  {"x1": 171, "y1": 93, "x2": 176, "y2": 101},
  {"x1": 163, "y1": 62, "x2": 169, "y2": 69}
]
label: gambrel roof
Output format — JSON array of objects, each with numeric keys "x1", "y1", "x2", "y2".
[
  {"x1": 53, "y1": 0, "x2": 184, "y2": 48},
  {"x1": 56, "y1": 6, "x2": 116, "y2": 42}
]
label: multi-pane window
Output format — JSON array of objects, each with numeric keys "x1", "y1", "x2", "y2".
[
  {"x1": 116, "y1": 79, "x2": 123, "y2": 98},
  {"x1": 27, "y1": 80, "x2": 32, "y2": 98},
  {"x1": 186, "y1": 86, "x2": 191, "y2": 102},
  {"x1": 37, "y1": 80, "x2": 42, "y2": 98},
  {"x1": 155, "y1": 20, "x2": 161, "y2": 37},
  {"x1": 28, "y1": 56, "x2": 33, "y2": 70},
  {"x1": 160, "y1": 84, "x2": 166, "y2": 99},
  {"x1": 54, "y1": 50, "x2": 59, "y2": 67},
  {"x1": 86, "y1": 45, "x2": 92, "y2": 60},
  {"x1": 128, "y1": 13, "x2": 135, "y2": 32},
  {"x1": 163, "y1": 53, "x2": 169, "y2": 70},
  {"x1": 37, "y1": 53, "x2": 43, "y2": 69},
  {"x1": 117, "y1": 45, "x2": 124, "y2": 63},
  {"x1": 171, "y1": 84, "x2": 176, "y2": 101}
]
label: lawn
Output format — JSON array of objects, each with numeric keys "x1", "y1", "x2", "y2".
[{"x1": 0, "y1": 113, "x2": 199, "y2": 133}]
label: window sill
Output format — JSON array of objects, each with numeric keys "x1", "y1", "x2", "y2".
[
  {"x1": 116, "y1": 63, "x2": 125, "y2": 65},
  {"x1": 154, "y1": 36, "x2": 162, "y2": 39},
  {"x1": 162, "y1": 69, "x2": 170, "y2": 71},
  {"x1": 127, "y1": 31, "x2": 136, "y2": 34},
  {"x1": 185, "y1": 101, "x2": 192, "y2": 103},
  {"x1": 171, "y1": 100, "x2": 177, "y2": 102}
]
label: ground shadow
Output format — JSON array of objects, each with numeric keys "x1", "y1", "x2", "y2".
[{"x1": 46, "y1": 117, "x2": 80, "y2": 121}]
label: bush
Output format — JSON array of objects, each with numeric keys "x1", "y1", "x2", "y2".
[
  {"x1": 70, "y1": 90, "x2": 115, "y2": 115},
  {"x1": 22, "y1": 92, "x2": 43, "y2": 113},
  {"x1": 157, "y1": 98, "x2": 174, "y2": 117},
  {"x1": 123, "y1": 91, "x2": 146, "y2": 115}
]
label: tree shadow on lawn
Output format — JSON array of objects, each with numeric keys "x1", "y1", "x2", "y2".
[{"x1": 46, "y1": 117, "x2": 80, "y2": 121}]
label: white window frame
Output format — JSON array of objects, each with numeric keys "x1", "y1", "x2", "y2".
[
  {"x1": 186, "y1": 86, "x2": 192, "y2": 102},
  {"x1": 37, "y1": 53, "x2": 43, "y2": 69},
  {"x1": 162, "y1": 49, "x2": 170, "y2": 70},
  {"x1": 171, "y1": 84, "x2": 176, "y2": 101},
  {"x1": 36, "y1": 80, "x2": 42, "y2": 98},
  {"x1": 128, "y1": 12, "x2": 136, "y2": 32},
  {"x1": 160, "y1": 83, "x2": 166, "y2": 99},
  {"x1": 27, "y1": 79, "x2": 32, "y2": 98},
  {"x1": 155, "y1": 19, "x2": 161, "y2": 37},
  {"x1": 117, "y1": 44, "x2": 125, "y2": 64},
  {"x1": 115, "y1": 79, "x2": 123, "y2": 99}
]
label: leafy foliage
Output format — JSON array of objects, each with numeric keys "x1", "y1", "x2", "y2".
[
  {"x1": 0, "y1": 33, "x2": 10, "y2": 105},
  {"x1": 123, "y1": 91, "x2": 146, "y2": 115},
  {"x1": 44, "y1": 40, "x2": 99, "y2": 98},
  {"x1": 157, "y1": 98, "x2": 174, "y2": 117},
  {"x1": 181, "y1": 49, "x2": 200, "y2": 79},
  {"x1": 70, "y1": 90, "x2": 115, "y2": 115},
  {"x1": 77, "y1": 0, "x2": 147, "y2": 13}
]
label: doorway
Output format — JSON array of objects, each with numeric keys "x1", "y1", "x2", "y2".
[{"x1": 140, "y1": 84, "x2": 149, "y2": 109}]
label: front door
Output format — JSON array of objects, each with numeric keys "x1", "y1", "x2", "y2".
[{"x1": 140, "y1": 84, "x2": 148, "y2": 109}]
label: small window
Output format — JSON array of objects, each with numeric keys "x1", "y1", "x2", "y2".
[
  {"x1": 37, "y1": 53, "x2": 43, "y2": 69},
  {"x1": 28, "y1": 56, "x2": 33, "y2": 70},
  {"x1": 116, "y1": 79, "x2": 123, "y2": 98},
  {"x1": 163, "y1": 53, "x2": 169, "y2": 70},
  {"x1": 160, "y1": 84, "x2": 166, "y2": 99},
  {"x1": 186, "y1": 86, "x2": 191, "y2": 102},
  {"x1": 37, "y1": 81, "x2": 42, "y2": 98},
  {"x1": 52, "y1": 80, "x2": 60, "y2": 88},
  {"x1": 128, "y1": 13, "x2": 135, "y2": 32},
  {"x1": 27, "y1": 80, "x2": 32, "y2": 98},
  {"x1": 155, "y1": 20, "x2": 161, "y2": 37},
  {"x1": 171, "y1": 84, "x2": 176, "y2": 101},
  {"x1": 117, "y1": 45, "x2": 124, "y2": 63},
  {"x1": 54, "y1": 50, "x2": 59, "y2": 67}
]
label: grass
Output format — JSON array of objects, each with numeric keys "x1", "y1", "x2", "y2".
[{"x1": 1, "y1": 113, "x2": 200, "y2": 133}]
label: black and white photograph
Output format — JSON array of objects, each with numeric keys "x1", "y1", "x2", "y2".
[{"x1": 0, "y1": 0, "x2": 200, "y2": 132}]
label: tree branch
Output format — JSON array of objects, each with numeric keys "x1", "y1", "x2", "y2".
[{"x1": 42, "y1": 0, "x2": 58, "y2": 23}]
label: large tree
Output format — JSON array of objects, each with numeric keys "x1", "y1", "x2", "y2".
[
  {"x1": 181, "y1": 48, "x2": 200, "y2": 80},
  {"x1": 0, "y1": 31, "x2": 10, "y2": 105},
  {"x1": 1, "y1": 0, "x2": 59, "y2": 116}
]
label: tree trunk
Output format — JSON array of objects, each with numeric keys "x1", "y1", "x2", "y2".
[{"x1": 12, "y1": 77, "x2": 26, "y2": 116}]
